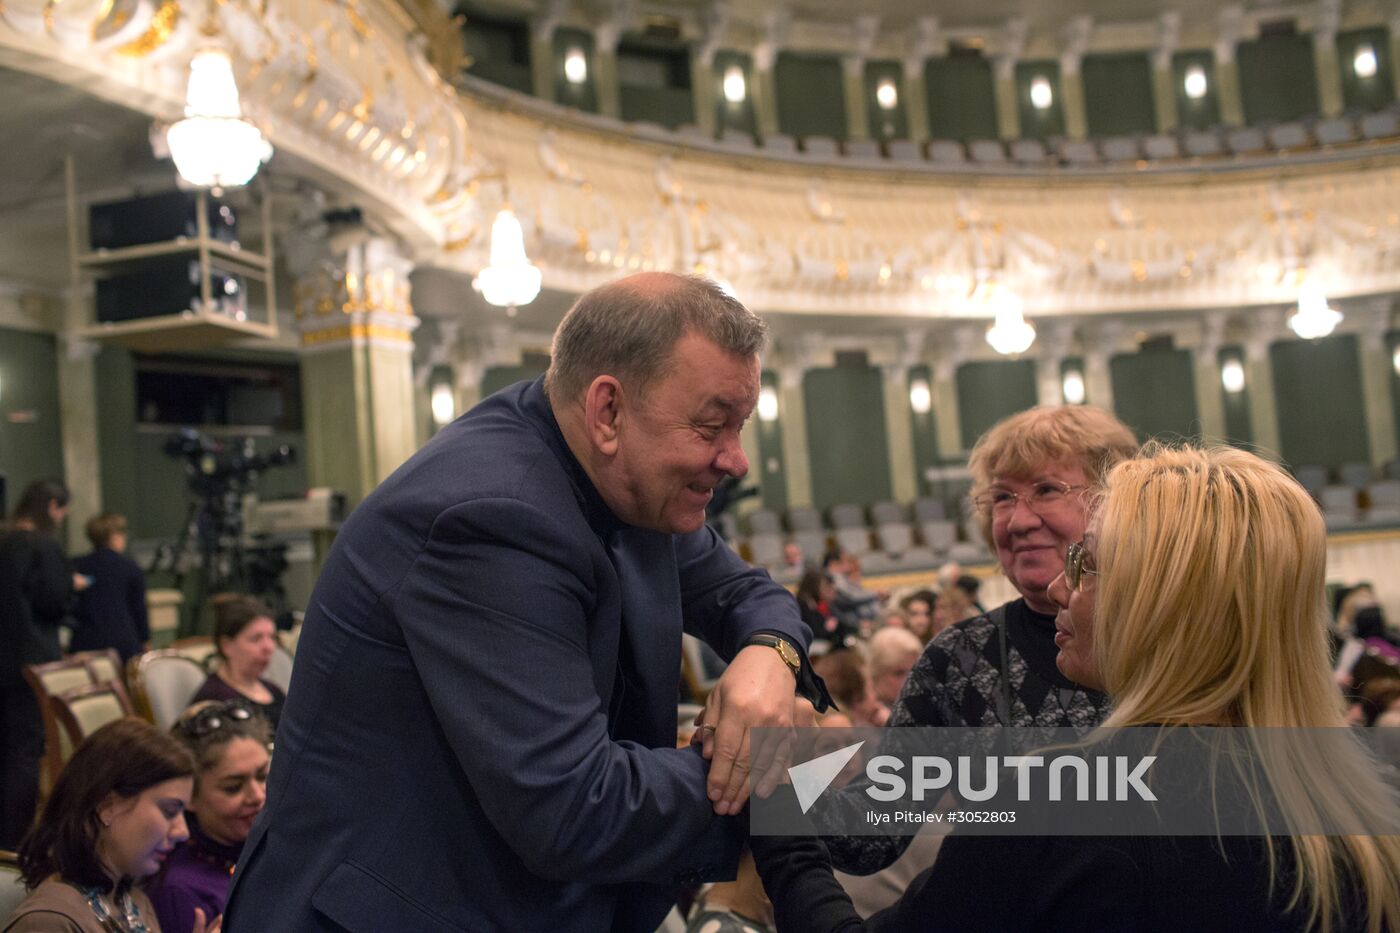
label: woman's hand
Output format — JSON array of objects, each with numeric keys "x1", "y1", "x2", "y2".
[{"x1": 192, "y1": 907, "x2": 223, "y2": 933}]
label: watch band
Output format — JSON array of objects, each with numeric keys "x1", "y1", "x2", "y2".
[{"x1": 745, "y1": 633, "x2": 801, "y2": 678}]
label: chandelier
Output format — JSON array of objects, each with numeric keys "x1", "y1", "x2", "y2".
[
  {"x1": 165, "y1": 46, "x2": 272, "y2": 188},
  {"x1": 1287, "y1": 274, "x2": 1343, "y2": 340},
  {"x1": 975, "y1": 281, "x2": 1036, "y2": 355},
  {"x1": 474, "y1": 208, "x2": 542, "y2": 313}
]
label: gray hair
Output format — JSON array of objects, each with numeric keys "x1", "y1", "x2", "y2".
[{"x1": 544, "y1": 273, "x2": 767, "y2": 403}]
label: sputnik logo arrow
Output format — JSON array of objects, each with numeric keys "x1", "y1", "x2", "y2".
[{"x1": 788, "y1": 741, "x2": 865, "y2": 814}]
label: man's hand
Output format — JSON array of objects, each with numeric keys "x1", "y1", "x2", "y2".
[{"x1": 695, "y1": 646, "x2": 818, "y2": 815}]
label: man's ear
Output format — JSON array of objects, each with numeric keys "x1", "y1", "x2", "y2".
[{"x1": 583, "y1": 375, "x2": 624, "y2": 456}]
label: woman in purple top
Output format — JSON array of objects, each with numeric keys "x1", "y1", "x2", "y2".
[
  {"x1": 146, "y1": 700, "x2": 270, "y2": 933},
  {"x1": 188, "y1": 595, "x2": 285, "y2": 733}
]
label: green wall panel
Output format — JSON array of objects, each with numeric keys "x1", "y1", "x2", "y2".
[
  {"x1": 714, "y1": 50, "x2": 757, "y2": 137},
  {"x1": 1016, "y1": 60, "x2": 1065, "y2": 140},
  {"x1": 553, "y1": 28, "x2": 598, "y2": 113},
  {"x1": 0, "y1": 327, "x2": 63, "y2": 511},
  {"x1": 925, "y1": 55, "x2": 998, "y2": 142},
  {"x1": 1109, "y1": 347, "x2": 1200, "y2": 442},
  {"x1": 1082, "y1": 53, "x2": 1156, "y2": 137},
  {"x1": 1271, "y1": 335, "x2": 1369, "y2": 469},
  {"x1": 617, "y1": 39, "x2": 694, "y2": 128},
  {"x1": 1388, "y1": 332, "x2": 1400, "y2": 458},
  {"x1": 956, "y1": 359, "x2": 1037, "y2": 451},
  {"x1": 96, "y1": 346, "x2": 139, "y2": 522},
  {"x1": 864, "y1": 60, "x2": 907, "y2": 141},
  {"x1": 906, "y1": 365, "x2": 941, "y2": 497},
  {"x1": 482, "y1": 355, "x2": 550, "y2": 398},
  {"x1": 774, "y1": 53, "x2": 847, "y2": 140},
  {"x1": 802, "y1": 361, "x2": 890, "y2": 509},
  {"x1": 1172, "y1": 51, "x2": 1221, "y2": 130},
  {"x1": 461, "y1": 11, "x2": 533, "y2": 93},
  {"x1": 1218, "y1": 347, "x2": 1254, "y2": 448},
  {"x1": 1238, "y1": 34, "x2": 1319, "y2": 124},
  {"x1": 1338, "y1": 27, "x2": 1395, "y2": 112},
  {"x1": 756, "y1": 371, "x2": 788, "y2": 514}
]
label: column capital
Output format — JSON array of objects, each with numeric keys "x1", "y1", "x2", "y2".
[
  {"x1": 532, "y1": 0, "x2": 571, "y2": 43},
  {"x1": 1245, "y1": 307, "x2": 1288, "y2": 360},
  {"x1": 1353, "y1": 298, "x2": 1395, "y2": 340},
  {"x1": 852, "y1": 14, "x2": 880, "y2": 59},
  {"x1": 61, "y1": 334, "x2": 102, "y2": 363},
  {"x1": 842, "y1": 54, "x2": 866, "y2": 79},
  {"x1": 1153, "y1": 11, "x2": 1180, "y2": 71},
  {"x1": 1313, "y1": 0, "x2": 1341, "y2": 44},
  {"x1": 594, "y1": 0, "x2": 635, "y2": 54},
  {"x1": 995, "y1": 17, "x2": 1028, "y2": 81},
  {"x1": 1215, "y1": 5, "x2": 1247, "y2": 65},
  {"x1": 1059, "y1": 16, "x2": 1093, "y2": 77},
  {"x1": 694, "y1": 1, "x2": 729, "y2": 67},
  {"x1": 753, "y1": 8, "x2": 791, "y2": 72},
  {"x1": 1197, "y1": 311, "x2": 1227, "y2": 359},
  {"x1": 1037, "y1": 321, "x2": 1074, "y2": 364}
]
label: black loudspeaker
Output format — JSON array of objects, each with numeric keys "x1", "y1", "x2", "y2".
[
  {"x1": 89, "y1": 191, "x2": 238, "y2": 251},
  {"x1": 96, "y1": 259, "x2": 246, "y2": 323}
]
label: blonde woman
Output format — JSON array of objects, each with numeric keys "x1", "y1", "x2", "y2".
[{"x1": 753, "y1": 446, "x2": 1400, "y2": 932}]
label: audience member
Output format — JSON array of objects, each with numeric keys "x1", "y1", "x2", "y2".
[
  {"x1": 823, "y1": 549, "x2": 882, "y2": 636},
  {"x1": 822, "y1": 405, "x2": 1136, "y2": 877},
  {"x1": 952, "y1": 574, "x2": 984, "y2": 617},
  {"x1": 780, "y1": 542, "x2": 806, "y2": 576},
  {"x1": 70, "y1": 512, "x2": 149, "y2": 663},
  {"x1": 0, "y1": 479, "x2": 84, "y2": 849},
  {"x1": 6, "y1": 718, "x2": 212, "y2": 933},
  {"x1": 754, "y1": 445, "x2": 1400, "y2": 931},
  {"x1": 189, "y1": 596, "x2": 284, "y2": 733},
  {"x1": 867, "y1": 628, "x2": 921, "y2": 709},
  {"x1": 898, "y1": 590, "x2": 939, "y2": 645},
  {"x1": 223, "y1": 273, "x2": 829, "y2": 932},
  {"x1": 795, "y1": 570, "x2": 845, "y2": 643},
  {"x1": 147, "y1": 701, "x2": 269, "y2": 933},
  {"x1": 812, "y1": 651, "x2": 887, "y2": 727}
]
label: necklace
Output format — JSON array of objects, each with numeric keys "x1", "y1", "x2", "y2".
[{"x1": 76, "y1": 883, "x2": 153, "y2": 933}]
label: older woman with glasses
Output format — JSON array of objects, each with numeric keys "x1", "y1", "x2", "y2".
[
  {"x1": 754, "y1": 445, "x2": 1400, "y2": 931},
  {"x1": 145, "y1": 701, "x2": 270, "y2": 933},
  {"x1": 823, "y1": 405, "x2": 1138, "y2": 877}
]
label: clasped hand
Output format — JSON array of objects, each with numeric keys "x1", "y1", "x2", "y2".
[{"x1": 693, "y1": 645, "x2": 819, "y2": 816}]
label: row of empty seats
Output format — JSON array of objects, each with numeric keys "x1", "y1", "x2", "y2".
[
  {"x1": 652, "y1": 107, "x2": 1400, "y2": 170},
  {"x1": 1294, "y1": 462, "x2": 1400, "y2": 530}
]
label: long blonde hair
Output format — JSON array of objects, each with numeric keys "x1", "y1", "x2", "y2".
[{"x1": 1093, "y1": 445, "x2": 1400, "y2": 933}]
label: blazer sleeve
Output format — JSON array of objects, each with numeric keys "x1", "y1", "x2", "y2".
[
  {"x1": 126, "y1": 556, "x2": 150, "y2": 643},
  {"x1": 390, "y1": 495, "x2": 741, "y2": 887},
  {"x1": 674, "y1": 524, "x2": 813, "y2": 659}
]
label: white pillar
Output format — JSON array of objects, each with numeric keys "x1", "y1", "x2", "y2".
[
  {"x1": 777, "y1": 364, "x2": 813, "y2": 508},
  {"x1": 1191, "y1": 313, "x2": 1227, "y2": 443},
  {"x1": 1244, "y1": 309, "x2": 1286, "y2": 461},
  {"x1": 1356, "y1": 300, "x2": 1398, "y2": 470}
]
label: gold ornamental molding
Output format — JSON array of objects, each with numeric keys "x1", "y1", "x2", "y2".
[{"x1": 0, "y1": 0, "x2": 470, "y2": 250}]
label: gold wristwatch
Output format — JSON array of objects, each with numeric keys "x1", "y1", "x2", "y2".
[{"x1": 746, "y1": 634, "x2": 801, "y2": 679}]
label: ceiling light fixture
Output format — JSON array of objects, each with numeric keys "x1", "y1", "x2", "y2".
[
  {"x1": 722, "y1": 65, "x2": 747, "y2": 103},
  {"x1": 1220, "y1": 358, "x2": 1246, "y2": 394},
  {"x1": 979, "y1": 282, "x2": 1036, "y2": 355},
  {"x1": 473, "y1": 207, "x2": 541, "y2": 315},
  {"x1": 1287, "y1": 275, "x2": 1343, "y2": 340},
  {"x1": 165, "y1": 45, "x2": 272, "y2": 188}
]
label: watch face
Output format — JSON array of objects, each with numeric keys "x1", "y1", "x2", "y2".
[{"x1": 777, "y1": 641, "x2": 800, "y2": 669}]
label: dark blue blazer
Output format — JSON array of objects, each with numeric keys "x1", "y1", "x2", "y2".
[
  {"x1": 224, "y1": 379, "x2": 811, "y2": 932},
  {"x1": 71, "y1": 548, "x2": 149, "y2": 662}
]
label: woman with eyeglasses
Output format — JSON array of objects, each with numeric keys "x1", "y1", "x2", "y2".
[
  {"x1": 5, "y1": 718, "x2": 218, "y2": 933},
  {"x1": 145, "y1": 701, "x2": 270, "y2": 933},
  {"x1": 752, "y1": 445, "x2": 1400, "y2": 932},
  {"x1": 822, "y1": 406, "x2": 1138, "y2": 877}
]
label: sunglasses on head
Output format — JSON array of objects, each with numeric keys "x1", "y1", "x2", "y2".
[
  {"x1": 176, "y1": 700, "x2": 255, "y2": 740},
  {"x1": 1065, "y1": 541, "x2": 1098, "y2": 591}
]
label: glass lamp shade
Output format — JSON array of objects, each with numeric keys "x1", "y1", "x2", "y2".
[
  {"x1": 475, "y1": 209, "x2": 542, "y2": 308},
  {"x1": 166, "y1": 47, "x2": 272, "y2": 188}
]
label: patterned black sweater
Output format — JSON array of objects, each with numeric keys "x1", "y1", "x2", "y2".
[{"x1": 822, "y1": 598, "x2": 1111, "y2": 875}]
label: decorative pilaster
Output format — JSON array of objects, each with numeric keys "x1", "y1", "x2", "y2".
[
  {"x1": 1215, "y1": 6, "x2": 1247, "y2": 126},
  {"x1": 752, "y1": 10, "x2": 789, "y2": 138},
  {"x1": 902, "y1": 17, "x2": 939, "y2": 143},
  {"x1": 930, "y1": 329, "x2": 975, "y2": 460},
  {"x1": 1244, "y1": 308, "x2": 1285, "y2": 460},
  {"x1": 1034, "y1": 324, "x2": 1073, "y2": 408},
  {"x1": 776, "y1": 364, "x2": 813, "y2": 508},
  {"x1": 1390, "y1": 14, "x2": 1400, "y2": 104},
  {"x1": 290, "y1": 227, "x2": 421, "y2": 505},
  {"x1": 1082, "y1": 322, "x2": 1121, "y2": 413},
  {"x1": 593, "y1": 0, "x2": 634, "y2": 120},
  {"x1": 1191, "y1": 313, "x2": 1228, "y2": 443},
  {"x1": 691, "y1": 2, "x2": 729, "y2": 137},
  {"x1": 530, "y1": 0, "x2": 569, "y2": 101},
  {"x1": 57, "y1": 287, "x2": 102, "y2": 553},
  {"x1": 877, "y1": 332, "x2": 921, "y2": 502},
  {"x1": 993, "y1": 18, "x2": 1028, "y2": 140},
  {"x1": 1153, "y1": 13, "x2": 1181, "y2": 132},
  {"x1": 1313, "y1": 0, "x2": 1344, "y2": 118},
  {"x1": 843, "y1": 15, "x2": 878, "y2": 141},
  {"x1": 1059, "y1": 16, "x2": 1093, "y2": 140},
  {"x1": 1356, "y1": 300, "x2": 1398, "y2": 470}
]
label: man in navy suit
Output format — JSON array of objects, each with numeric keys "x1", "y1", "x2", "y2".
[
  {"x1": 70, "y1": 512, "x2": 149, "y2": 662},
  {"x1": 225, "y1": 272, "x2": 829, "y2": 931}
]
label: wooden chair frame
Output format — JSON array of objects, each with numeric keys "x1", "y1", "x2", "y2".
[{"x1": 50, "y1": 683, "x2": 135, "y2": 751}]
